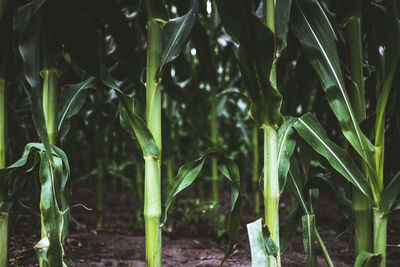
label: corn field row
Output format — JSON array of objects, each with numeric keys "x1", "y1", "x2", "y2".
[{"x1": 0, "y1": 0, "x2": 399, "y2": 266}]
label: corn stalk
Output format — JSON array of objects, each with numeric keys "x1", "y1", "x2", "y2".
[
  {"x1": 0, "y1": 2, "x2": 9, "y2": 264},
  {"x1": 344, "y1": 8, "x2": 372, "y2": 255},
  {"x1": 0, "y1": 74, "x2": 8, "y2": 267},
  {"x1": 144, "y1": 6, "x2": 163, "y2": 265},
  {"x1": 292, "y1": 1, "x2": 400, "y2": 265}
]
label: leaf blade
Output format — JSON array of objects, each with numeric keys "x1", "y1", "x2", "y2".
[{"x1": 293, "y1": 113, "x2": 371, "y2": 200}]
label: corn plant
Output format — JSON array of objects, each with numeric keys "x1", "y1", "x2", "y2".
[
  {"x1": 291, "y1": 0, "x2": 400, "y2": 265},
  {"x1": 217, "y1": 0, "x2": 289, "y2": 265},
  {"x1": 0, "y1": 0, "x2": 10, "y2": 265},
  {"x1": 2, "y1": 0, "x2": 98, "y2": 265},
  {"x1": 100, "y1": 1, "x2": 243, "y2": 266}
]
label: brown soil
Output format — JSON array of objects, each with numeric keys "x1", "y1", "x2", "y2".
[{"x1": 8, "y1": 181, "x2": 400, "y2": 266}]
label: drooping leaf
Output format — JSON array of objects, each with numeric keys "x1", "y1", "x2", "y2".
[
  {"x1": 354, "y1": 250, "x2": 381, "y2": 267},
  {"x1": 291, "y1": 0, "x2": 374, "y2": 164},
  {"x1": 217, "y1": 0, "x2": 284, "y2": 126},
  {"x1": 159, "y1": 0, "x2": 199, "y2": 74},
  {"x1": 247, "y1": 218, "x2": 268, "y2": 267},
  {"x1": 116, "y1": 89, "x2": 159, "y2": 157},
  {"x1": 58, "y1": 77, "x2": 96, "y2": 141},
  {"x1": 302, "y1": 215, "x2": 317, "y2": 267},
  {"x1": 380, "y1": 171, "x2": 400, "y2": 213},
  {"x1": 1, "y1": 143, "x2": 71, "y2": 265},
  {"x1": 161, "y1": 148, "x2": 242, "y2": 264},
  {"x1": 277, "y1": 117, "x2": 296, "y2": 193},
  {"x1": 218, "y1": 157, "x2": 243, "y2": 263},
  {"x1": 35, "y1": 151, "x2": 64, "y2": 266},
  {"x1": 293, "y1": 113, "x2": 372, "y2": 200}
]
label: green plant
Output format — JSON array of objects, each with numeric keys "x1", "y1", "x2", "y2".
[
  {"x1": 217, "y1": 0, "x2": 289, "y2": 265},
  {"x1": 171, "y1": 198, "x2": 223, "y2": 238},
  {"x1": 0, "y1": 1, "x2": 10, "y2": 265},
  {"x1": 291, "y1": 0, "x2": 400, "y2": 265}
]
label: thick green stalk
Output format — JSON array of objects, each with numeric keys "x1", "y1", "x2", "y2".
[
  {"x1": 96, "y1": 158, "x2": 104, "y2": 229},
  {"x1": 345, "y1": 16, "x2": 373, "y2": 256},
  {"x1": 0, "y1": 78, "x2": 9, "y2": 267},
  {"x1": 144, "y1": 157, "x2": 162, "y2": 267},
  {"x1": 263, "y1": 124, "x2": 280, "y2": 267},
  {"x1": 42, "y1": 70, "x2": 58, "y2": 145},
  {"x1": 252, "y1": 124, "x2": 260, "y2": 218},
  {"x1": 211, "y1": 92, "x2": 218, "y2": 202},
  {"x1": 40, "y1": 69, "x2": 58, "y2": 267},
  {"x1": 144, "y1": 18, "x2": 162, "y2": 267},
  {"x1": 373, "y1": 208, "x2": 388, "y2": 267},
  {"x1": 263, "y1": 2, "x2": 280, "y2": 266}
]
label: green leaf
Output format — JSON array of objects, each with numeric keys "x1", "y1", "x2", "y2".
[
  {"x1": 291, "y1": 0, "x2": 374, "y2": 164},
  {"x1": 265, "y1": 237, "x2": 279, "y2": 256},
  {"x1": 36, "y1": 152, "x2": 64, "y2": 266},
  {"x1": 17, "y1": 0, "x2": 55, "y2": 163},
  {"x1": 247, "y1": 218, "x2": 268, "y2": 266},
  {"x1": 302, "y1": 215, "x2": 317, "y2": 267},
  {"x1": 374, "y1": 0, "x2": 400, "y2": 190},
  {"x1": 217, "y1": 0, "x2": 284, "y2": 126},
  {"x1": 16, "y1": 0, "x2": 46, "y2": 89},
  {"x1": 287, "y1": 158, "x2": 309, "y2": 215},
  {"x1": 1, "y1": 143, "x2": 71, "y2": 265},
  {"x1": 161, "y1": 148, "x2": 242, "y2": 264},
  {"x1": 58, "y1": 77, "x2": 96, "y2": 141},
  {"x1": 116, "y1": 90, "x2": 159, "y2": 157},
  {"x1": 380, "y1": 171, "x2": 400, "y2": 213},
  {"x1": 354, "y1": 251, "x2": 381, "y2": 267},
  {"x1": 276, "y1": 0, "x2": 292, "y2": 55},
  {"x1": 159, "y1": 0, "x2": 199, "y2": 74},
  {"x1": 277, "y1": 117, "x2": 296, "y2": 193},
  {"x1": 293, "y1": 113, "x2": 371, "y2": 200}
]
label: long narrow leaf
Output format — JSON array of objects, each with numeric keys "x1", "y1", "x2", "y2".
[
  {"x1": 160, "y1": 148, "x2": 242, "y2": 264},
  {"x1": 380, "y1": 171, "x2": 400, "y2": 213},
  {"x1": 293, "y1": 113, "x2": 371, "y2": 200},
  {"x1": 277, "y1": 117, "x2": 296, "y2": 193},
  {"x1": 159, "y1": 0, "x2": 199, "y2": 74},
  {"x1": 302, "y1": 215, "x2": 317, "y2": 267},
  {"x1": 217, "y1": 0, "x2": 284, "y2": 126},
  {"x1": 58, "y1": 77, "x2": 96, "y2": 141},
  {"x1": 291, "y1": 0, "x2": 374, "y2": 164}
]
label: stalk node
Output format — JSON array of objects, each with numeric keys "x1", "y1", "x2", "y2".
[
  {"x1": 39, "y1": 68, "x2": 62, "y2": 78},
  {"x1": 143, "y1": 155, "x2": 159, "y2": 160}
]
